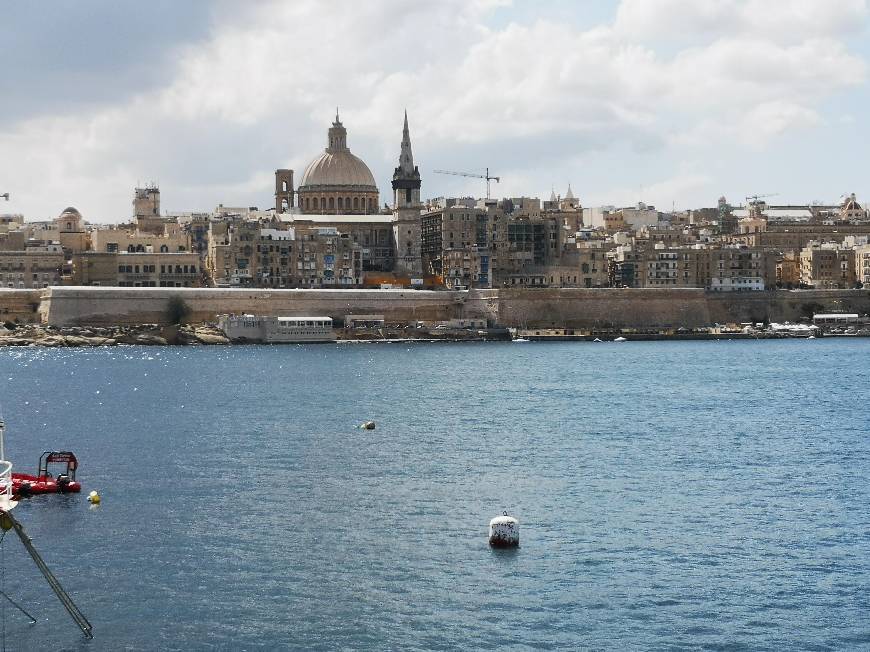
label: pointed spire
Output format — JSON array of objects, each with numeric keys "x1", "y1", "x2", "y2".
[
  {"x1": 566, "y1": 183, "x2": 575, "y2": 200},
  {"x1": 335, "y1": 107, "x2": 340, "y2": 124},
  {"x1": 397, "y1": 110, "x2": 415, "y2": 176},
  {"x1": 550, "y1": 187, "x2": 557, "y2": 202}
]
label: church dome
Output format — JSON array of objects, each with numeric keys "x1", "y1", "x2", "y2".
[
  {"x1": 298, "y1": 113, "x2": 377, "y2": 191},
  {"x1": 299, "y1": 150, "x2": 377, "y2": 189}
]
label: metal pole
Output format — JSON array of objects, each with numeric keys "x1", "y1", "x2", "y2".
[{"x1": 6, "y1": 512, "x2": 92, "y2": 639}]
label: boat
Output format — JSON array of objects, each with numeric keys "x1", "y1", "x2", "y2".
[
  {"x1": 0, "y1": 418, "x2": 93, "y2": 638},
  {"x1": 218, "y1": 314, "x2": 337, "y2": 343},
  {"x1": 613, "y1": 336, "x2": 628, "y2": 342},
  {"x1": 12, "y1": 451, "x2": 82, "y2": 496}
]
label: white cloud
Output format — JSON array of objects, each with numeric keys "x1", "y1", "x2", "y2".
[
  {"x1": 0, "y1": 0, "x2": 867, "y2": 220},
  {"x1": 615, "y1": 0, "x2": 868, "y2": 43}
]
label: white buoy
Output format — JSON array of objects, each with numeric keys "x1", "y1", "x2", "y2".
[{"x1": 489, "y1": 512, "x2": 519, "y2": 547}]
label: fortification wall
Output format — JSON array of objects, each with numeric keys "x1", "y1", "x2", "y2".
[
  {"x1": 0, "y1": 289, "x2": 44, "y2": 323},
  {"x1": 495, "y1": 288, "x2": 870, "y2": 328},
  {"x1": 496, "y1": 288, "x2": 712, "y2": 328},
  {"x1": 40, "y1": 287, "x2": 495, "y2": 327},
  {"x1": 35, "y1": 286, "x2": 870, "y2": 329},
  {"x1": 705, "y1": 290, "x2": 870, "y2": 324}
]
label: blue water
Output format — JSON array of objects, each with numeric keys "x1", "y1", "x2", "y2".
[{"x1": 0, "y1": 340, "x2": 868, "y2": 650}]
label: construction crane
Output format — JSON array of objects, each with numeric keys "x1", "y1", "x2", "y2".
[
  {"x1": 745, "y1": 193, "x2": 778, "y2": 205},
  {"x1": 433, "y1": 168, "x2": 500, "y2": 200}
]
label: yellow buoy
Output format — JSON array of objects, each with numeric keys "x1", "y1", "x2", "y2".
[{"x1": 87, "y1": 490, "x2": 101, "y2": 505}]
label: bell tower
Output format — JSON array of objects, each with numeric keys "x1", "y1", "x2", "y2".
[{"x1": 392, "y1": 110, "x2": 423, "y2": 277}]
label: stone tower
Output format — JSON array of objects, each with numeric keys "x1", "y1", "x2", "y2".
[
  {"x1": 392, "y1": 110, "x2": 423, "y2": 277},
  {"x1": 275, "y1": 169, "x2": 294, "y2": 213}
]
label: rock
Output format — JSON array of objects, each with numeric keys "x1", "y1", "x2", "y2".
[
  {"x1": 193, "y1": 332, "x2": 229, "y2": 345},
  {"x1": 61, "y1": 335, "x2": 92, "y2": 347},
  {"x1": 135, "y1": 334, "x2": 168, "y2": 345}
]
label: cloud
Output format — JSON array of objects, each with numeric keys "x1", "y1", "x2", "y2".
[
  {"x1": 0, "y1": 0, "x2": 867, "y2": 220},
  {"x1": 614, "y1": 0, "x2": 869, "y2": 43}
]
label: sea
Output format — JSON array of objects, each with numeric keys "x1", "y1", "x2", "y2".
[{"x1": 0, "y1": 340, "x2": 868, "y2": 651}]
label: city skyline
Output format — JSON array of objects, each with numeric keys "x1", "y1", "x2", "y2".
[{"x1": 1, "y1": 0, "x2": 869, "y2": 222}]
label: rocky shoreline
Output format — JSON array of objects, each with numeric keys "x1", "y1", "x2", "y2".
[
  {"x1": 0, "y1": 323, "x2": 230, "y2": 347},
  {"x1": 0, "y1": 323, "x2": 510, "y2": 346}
]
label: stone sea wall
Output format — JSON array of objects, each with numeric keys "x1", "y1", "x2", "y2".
[
  {"x1": 37, "y1": 287, "x2": 497, "y2": 327},
  {"x1": 496, "y1": 288, "x2": 870, "y2": 328},
  {"x1": 0, "y1": 286, "x2": 867, "y2": 330}
]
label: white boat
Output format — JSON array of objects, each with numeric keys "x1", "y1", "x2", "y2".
[
  {"x1": 614, "y1": 336, "x2": 628, "y2": 342},
  {"x1": 218, "y1": 314, "x2": 336, "y2": 343},
  {"x1": 0, "y1": 417, "x2": 17, "y2": 513},
  {"x1": 513, "y1": 338, "x2": 530, "y2": 343}
]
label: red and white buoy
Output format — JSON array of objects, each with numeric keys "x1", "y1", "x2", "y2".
[{"x1": 489, "y1": 512, "x2": 519, "y2": 547}]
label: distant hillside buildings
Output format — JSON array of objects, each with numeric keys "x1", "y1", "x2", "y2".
[{"x1": 1, "y1": 113, "x2": 869, "y2": 293}]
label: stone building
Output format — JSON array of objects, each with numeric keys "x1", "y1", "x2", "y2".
[
  {"x1": 68, "y1": 253, "x2": 119, "y2": 286},
  {"x1": 0, "y1": 246, "x2": 64, "y2": 288},
  {"x1": 207, "y1": 217, "x2": 262, "y2": 287},
  {"x1": 490, "y1": 208, "x2": 561, "y2": 285},
  {"x1": 840, "y1": 193, "x2": 865, "y2": 222},
  {"x1": 442, "y1": 246, "x2": 489, "y2": 289},
  {"x1": 708, "y1": 246, "x2": 770, "y2": 291},
  {"x1": 69, "y1": 252, "x2": 202, "y2": 287},
  {"x1": 290, "y1": 215, "x2": 394, "y2": 273},
  {"x1": 800, "y1": 242, "x2": 856, "y2": 289},
  {"x1": 421, "y1": 205, "x2": 488, "y2": 275},
  {"x1": 115, "y1": 252, "x2": 203, "y2": 287},
  {"x1": 208, "y1": 217, "x2": 364, "y2": 289},
  {"x1": 90, "y1": 225, "x2": 190, "y2": 254},
  {"x1": 53, "y1": 207, "x2": 90, "y2": 255},
  {"x1": 254, "y1": 226, "x2": 361, "y2": 288},
  {"x1": 133, "y1": 186, "x2": 166, "y2": 235},
  {"x1": 855, "y1": 244, "x2": 870, "y2": 287}
]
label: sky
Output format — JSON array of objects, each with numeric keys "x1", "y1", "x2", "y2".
[{"x1": 1, "y1": 0, "x2": 868, "y2": 223}]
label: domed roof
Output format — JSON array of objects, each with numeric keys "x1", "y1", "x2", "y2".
[
  {"x1": 299, "y1": 150, "x2": 377, "y2": 189},
  {"x1": 298, "y1": 112, "x2": 378, "y2": 191},
  {"x1": 60, "y1": 207, "x2": 81, "y2": 216}
]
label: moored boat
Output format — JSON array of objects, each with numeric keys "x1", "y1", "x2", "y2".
[{"x1": 11, "y1": 451, "x2": 82, "y2": 497}]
